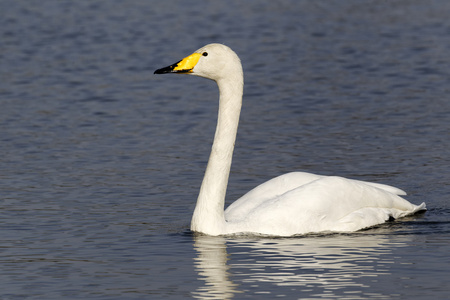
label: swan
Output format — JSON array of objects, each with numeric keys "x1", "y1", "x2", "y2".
[{"x1": 154, "y1": 43, "x2": 426, "y2": 236}]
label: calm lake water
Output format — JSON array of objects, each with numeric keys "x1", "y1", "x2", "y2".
[{"x1": 1, "y1": 0, "x2": 449, "y2": 299}]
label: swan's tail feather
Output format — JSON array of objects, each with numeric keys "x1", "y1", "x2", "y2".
[{"x1": 412, "y1": 202, "x2": 427, "y2": 213}]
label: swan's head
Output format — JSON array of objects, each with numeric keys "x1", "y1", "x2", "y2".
[{"x1": 154, "y1": 43, "x2": 242, "y2": 82}]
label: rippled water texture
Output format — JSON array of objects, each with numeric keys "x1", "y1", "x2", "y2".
[{"x1": 0, "y1": 1, "x2": 449, "y2": 299}]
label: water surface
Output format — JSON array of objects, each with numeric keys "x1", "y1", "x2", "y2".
[{"x1": 0, "y1": 1, "x2": 449, "y2": 299}]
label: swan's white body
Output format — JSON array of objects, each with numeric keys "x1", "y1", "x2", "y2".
[{"x1": 155, "y1": 43, "x2": 426, "y2": 236}]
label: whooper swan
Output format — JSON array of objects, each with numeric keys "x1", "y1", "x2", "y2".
[{"x1": 154, "y1": 43, "x2": 426, "y2": 236}]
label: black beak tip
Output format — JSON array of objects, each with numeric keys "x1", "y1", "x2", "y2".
[
  {"x1": 154, "y1": 67, "x2": 170, "y2": 74},
  {"x1": 154, "y1": 60, "x2": 183, "y2": 75}
]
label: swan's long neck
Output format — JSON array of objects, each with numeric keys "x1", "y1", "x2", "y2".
[{"x1": 191, "y1": 74, "x2": 243, "y2": 235}]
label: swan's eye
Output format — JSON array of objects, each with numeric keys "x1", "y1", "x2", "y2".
[{"x1": 202, "y1": 52, "x2": 208, "y2": 57}]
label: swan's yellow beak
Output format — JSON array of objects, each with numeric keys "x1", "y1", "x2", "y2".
[{"x1": 154, "y1": 52, "x2": 202, "y2": 74}]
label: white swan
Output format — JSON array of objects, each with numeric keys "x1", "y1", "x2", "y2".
[{"x1": 154, "y1": 43, "x2": 426, "y2": 236}]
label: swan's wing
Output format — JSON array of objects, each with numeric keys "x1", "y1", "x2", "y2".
[
  {"x1": 226, "y1": 176, "x2": 426, "y2": 236},
  {"x1": 350, "y1": 180, "x2": 407, "y2": 196},
  {"x1": 225, "y1": 172, "x2": 323, "y2": 221},
  {"x1": 225, "y1": 172, "x2": 408, "y2": 222}
]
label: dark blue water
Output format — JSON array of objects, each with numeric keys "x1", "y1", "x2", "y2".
[{"x1": 1, "y1": 1, "x2": 449, "y2": 299}]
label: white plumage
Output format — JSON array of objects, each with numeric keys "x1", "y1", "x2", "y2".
[{"x1": 155, "y1": 43, "x2": 426, "y2": 236}]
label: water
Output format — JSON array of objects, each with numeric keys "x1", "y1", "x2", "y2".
[{"x1": 0, "y1": 0, "x2": 449, "y2": 299}]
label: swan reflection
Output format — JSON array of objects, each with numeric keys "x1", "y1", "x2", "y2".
[
  {"x1": 192, "y1": 232, "x2": 411, "y2": 299},
  {"x1": 192, "y1": 235, "x2": 240, "y2": 299}
]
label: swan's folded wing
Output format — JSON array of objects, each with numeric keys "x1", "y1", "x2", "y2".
[
  {"x1": 225, "y1": 172, "x2": 323, "y2": 222},
  {"x1": 351, "y1": 180, "x2": 407, "y2": 196},
  {"x1": 226, "y1": 176, "x2": 425, "y2": 236}
]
